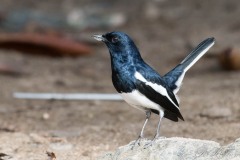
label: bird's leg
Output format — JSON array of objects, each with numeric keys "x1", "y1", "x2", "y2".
[
  {"x1": 153, "y1": 110, "x2": 164, "y2": 140},
  {"x1": 139, "y1": 110, "x2": 151, "y2": 139},
  {"x1": 144, "y1": 110, "x2": 164, "y2": 148},
  {"x1": 132, "y1": 110, "x2": 151, "y2": 148}
]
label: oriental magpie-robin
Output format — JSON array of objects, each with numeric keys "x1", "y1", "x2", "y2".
[{"x1": 93, "y1": 32, "x2": 215, "y2": 143}]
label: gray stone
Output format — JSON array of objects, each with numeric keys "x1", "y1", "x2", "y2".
[
  {"x1": 99, "y1": 137, "x2": 240, "y2": 160},
  {"x1": 200, "y1": 106, "x2": 232, "y2": 119},
  {"x1": 49, "y1": 143, "x2": 73, "y2": 151}
]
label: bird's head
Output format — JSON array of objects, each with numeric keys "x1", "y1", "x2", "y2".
[{"x1": 93, "y1": 31, "x2": 140, "y2": 58}]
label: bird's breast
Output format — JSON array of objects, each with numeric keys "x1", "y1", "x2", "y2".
[{"x1": 111, "y1": 64, "x2": 136, "y2": 93}]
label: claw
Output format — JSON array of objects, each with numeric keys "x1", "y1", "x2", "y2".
[
  {"x1": 143, "y1": 136, "x2": 166, "y2": 149},
  {"x1": 143, "y1": 139, "x2": 155, "y2": 149},
  {"x1": 130, "y1": 136, "x2": 142, "y2": 149}
]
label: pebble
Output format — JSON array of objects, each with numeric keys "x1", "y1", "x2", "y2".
[
  {"x1": 49, "y1": 143, "x2": 73, "y2": 151},
  {"x1": 200, "y1": 106, "x2": 232, "y2": 118},
  {"x1": 43, "y1": 113, "x2": 50, "y2": 120}
]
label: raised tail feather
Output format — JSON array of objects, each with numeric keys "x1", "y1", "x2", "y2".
[
  {"x1": 163, "y1": 37, "x2": 215, "y2": 94},
  {"x1": 180, "y1": 37, "x2": 215, "y2": 72}
]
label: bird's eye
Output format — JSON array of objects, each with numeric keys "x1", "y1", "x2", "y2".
[{"x1": 111, "y1": 36, "x2": 119, "y2": 43}]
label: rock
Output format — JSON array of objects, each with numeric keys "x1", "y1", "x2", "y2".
[
  {"x1": 29, "y1": 133, "x2": 48, "y2": 144},
  {"x1": 99, "y1": 137, "x2": 240, "y2": 160},
  {"x1": 49, "y1": 143, "x2": 73, "y2": 151},
  {"x1": 218, "y1": 48, "x2": 240, "y2": 70},
  {"x1": 42, "y1": 112, "x2": 50, "y2": 120},
  {"x1": 200, "y1": 106, "x2": 232, "y2": 119}
]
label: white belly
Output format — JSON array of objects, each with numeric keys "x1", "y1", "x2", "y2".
[{"x1": 120, "y1": 90, "x2": 163, "y2": 112}]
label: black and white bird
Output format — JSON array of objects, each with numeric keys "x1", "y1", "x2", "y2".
[{"x1": 93, "y1": 32, "x2": 215, "y2": 143}]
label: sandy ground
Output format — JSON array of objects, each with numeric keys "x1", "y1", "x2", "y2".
[{"x1": 0, "y1": 0, "x2": 240, "y2": 159}]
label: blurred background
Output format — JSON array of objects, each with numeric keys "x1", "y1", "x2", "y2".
[{"x1": 0, "y1": 0, "x2": 240, "y2": 159}]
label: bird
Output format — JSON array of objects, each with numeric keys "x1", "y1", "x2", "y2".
[{"x1": 93, "y1": 31, "x2": 215, "y2": 145}]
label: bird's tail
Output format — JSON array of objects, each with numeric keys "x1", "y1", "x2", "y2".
[
  {"x1": 180, "y1": 37, "x2": 215, "y2": 72},
  {"x1": 163, "y1": 37, "x2": 215, "y2": 94}
]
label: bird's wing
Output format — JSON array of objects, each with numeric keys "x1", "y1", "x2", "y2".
[
  {"x1": 163, "y1": 37, "x2": 215, "y2": 94},
  {"x1": 134, "y1": 71, "x2": 184, "y2": 120}
]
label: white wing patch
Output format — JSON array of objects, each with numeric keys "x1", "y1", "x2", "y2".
[
  {"x1": 134, "y1": 72, "x2": 179, "y2": 109},
  {"x1": 120, "y1": 90, "x2": 163, "y2": 112}
]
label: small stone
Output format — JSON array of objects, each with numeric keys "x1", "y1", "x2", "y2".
[
  {"x1": 43, "y1": 113, "x2": 50, "y2": 120},
  {"x1": 200, "y1": 106, "x2": 232, "y2": 119},
  {"x1": 30, "y1": 133, "x2": 48, "y2": 144},
  {"x1": 46, "y1": 151, "x2": 57, "y2": 160},
  {"x1": 49, "y1": 143, "x2": 73, "y2": 151}
]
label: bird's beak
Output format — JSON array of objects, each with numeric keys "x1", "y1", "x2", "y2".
[{"x1": 93, "y1": 34, "x2": 106, "y2": 42}]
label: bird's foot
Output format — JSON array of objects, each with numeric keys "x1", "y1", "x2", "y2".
[
  {"x1": 143, "y1": 136, "x2": 166, "y2": 149},
  {"x1": 130, "y1": 136, "x2": 143, "y2": 149},
  {"x1": 143, "y1": 140, "x2": 154, "y2": 149}
]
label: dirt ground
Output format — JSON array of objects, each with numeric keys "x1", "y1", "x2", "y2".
[{"x1": 0, "y1": 0, "x2": 240, "y2": 159}]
